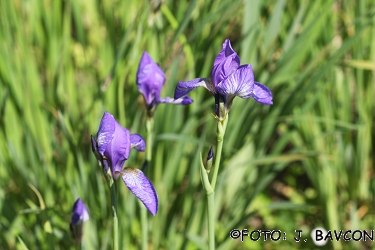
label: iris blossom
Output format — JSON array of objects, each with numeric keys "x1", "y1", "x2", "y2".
[
  {"x1": 174, "y1": 39, "x2": 273, "y2": 118},
  {"x1": 137, "y1": 51, "x2": 193, "y2": 116},
  {"x1": 70, "y1": 198, "x2": 89, "y2": 242},
  {"x1": 91, "y1": 112, "x2": 158, "y2": 215}
]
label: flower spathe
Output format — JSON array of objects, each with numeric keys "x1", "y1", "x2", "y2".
[
  {"x1": 91, "y1": 112, "x2": 158, "y2": 215},
  {"x1": 137, "y1": 51, "x2": 193, "y2": 115},
  {"x1": 205, "y1": 146, "x2": 214, "y2": 173},
  {"x1": 174, "y1": 39, "x2": 273, "y2": 118}
]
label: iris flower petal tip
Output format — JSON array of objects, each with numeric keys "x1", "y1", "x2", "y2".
[{"x1": 121, "y1": 167, "x2": 159, "y2": 216}]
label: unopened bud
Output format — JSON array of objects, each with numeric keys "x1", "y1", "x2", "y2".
[
  {"x1": 205, "y1": 146, "x2": 214, "y2": 173},
  {"x1": 70, "y1": 198, "x2": 89, "y2": 243}
]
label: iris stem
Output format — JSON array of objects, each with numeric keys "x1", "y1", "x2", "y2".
[
  {"x1": 140, "y1": 204, "x2": 148, "y2": 250},
  {"x1": 207, "y1": 193, "x2": 215, "y2": 250},
  {"x1": 201, "y1": 114, "x2": 228, "y2": 250},
  {"x1": 140, "y1": 117, "x2": 154, "y2": 250},
  {"x1": 109, "y1": 178, "x2": 118, "y2": 250},
  {"x1": 146, "y1": 117, "x2": 154, "y2": 166},
  {"x1": 211, "y1": 115, "x2": 228, "y2": 190},
  {"x1": 75, "y1": 241, "x2": 82, "y2": 250}
]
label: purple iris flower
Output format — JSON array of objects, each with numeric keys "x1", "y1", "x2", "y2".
[
  {"x1": 136, "y1": 52, "x2": 193, "y2": 116},
  {"x1": 91, "y1": 112, "x2": 158, "y2": 215},
  {"x1": 174, "y1": 39, "x2": 273, "y2": 118},
  {"x1": 70, "y1": 198, "x2": 89, "y2": 242}
]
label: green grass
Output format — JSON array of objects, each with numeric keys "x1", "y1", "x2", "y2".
[{"x1": 0, "y1": 0, "x2": 374, "y2": 249}]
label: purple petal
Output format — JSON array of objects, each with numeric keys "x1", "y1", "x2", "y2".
[
  {"x1": 121, "y1": 167, "x2": 158, "y2": 216},
  {"x1": 105, "y1": 122, "x2": 131, "y2": 177},
  {"x1": 71, "y1": 198, "x2": 89, "y2": 226},
  {"x1": 136, "y1": 52, "x2": 166, "y2": 106},
  {"x1": 213, "y1": 39, "x2": 240, "y2": 67},
  {"x1": 130, "y1": 133, "x2": 146, "y2": 152},
  {"x1": 211, "y1": 39, "x2": 240, "y2": 86},
  {"x1": 158, "y1": 96, "x2": 193, "y2": 105},
  {"x1": 174, "y1": 78, "x2": 214, "y2": 99},
  {"x1": 251, "y1": 82, "x2": 273, "y2": 105},
  {"x1": 97, "y1": 112, "x2": 116, "y2": 155},
  {"x1": 216, "y1": 64, "x2": 254, "y2": 99}
]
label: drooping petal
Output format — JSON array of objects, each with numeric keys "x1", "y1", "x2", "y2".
[
  {"x1": 158, "y1": 96, "x2": 193, "y2": 105},
  {"x1": 71, "y1": 198, "x2": 90, "y2": 226},
  {"x1": 136, "y1": 52, "x2": 166, "y2": 106},
  {"x1": 216, "y1": 64, "x2": 255, "y2": 99},
  {"x1": 96, "y1": 112, "x2": 116, "y2": 155},
  {"x1": 121, "y1": 167, "x2": 158, "y2": 216},
  {"x1": 130, "y1": 133, "x2": 146, "y2": 152},
  {"x1": 251, "y1": 82, "x2": 273, "y2": 105},
  {"x1": 105, "y1": 122, "x2": 131, "y2": 177},
  {"x1": 211, "y1": 39, "x2": 240, "y2": 86},
  {"x1": 174, "y1": 78, "x2": 213, "y2": 99}
]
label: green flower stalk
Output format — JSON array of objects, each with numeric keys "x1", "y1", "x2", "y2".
[
  {"x1": 175, "y1": 39, "x2": 273, "y2": 249},
  {"x1": 136, "y1": 51, "x2": 193, "y2": 249},
  {"x1": 91, "y1": 112, "x2": 159, "y2": 250}
]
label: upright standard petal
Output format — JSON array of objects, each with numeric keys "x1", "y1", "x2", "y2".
[
  {"x1": 158, "y1": 96, "x2": 193, "y2": 105},
  {"x1": 136, "y1": 52, "x2": 166, "y2": 106},
  {"x1": 216, "y1": 64, "x2": 255, "y2": 99},
  {"x1": 105, "y1": 122, "x2": 131, "y2": 177},
  {"x1": 213, "y1": 39, "x2": 240, "y2": 67},
  {"x1": 251, "y1": 82, "x2": 273, "y2": 105},
  {"x1": 174, "y1": 78, "x2": 213, "y2": 99},
  {"x1": 130, "y1": 133, "x2": 146, "y2": 152},
  {"x1": 211, "y1": 39, "x2": 240, "y2": 86},
  {"x1": 121, "y1": 167, "x2": 158, "y2": 216},
  {"x1": 96, "y1": 112, "x2": 116, "y2": 155}
]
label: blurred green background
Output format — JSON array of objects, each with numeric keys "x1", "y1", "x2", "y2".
[{"x1": 0, "y1": 0, "x2": 374, "y2": 249}]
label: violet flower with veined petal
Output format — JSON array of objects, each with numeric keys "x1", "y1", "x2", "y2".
[
  {"x1": 91, "y1": 112, "x2": 158, "y2": 215},
  {"x1": 70, "y1": 198, "x2": 89, "y2": 242},
  {"x1": 120, "y1": 167, "x2": 158, "y2": 216},
  {"x1": 174, "y1": 39, "x2": 272, "y2": 118},
  {"x1": 137, "y1": 52, "x2": 193, "y2": 116},
  {"x1": 91, "y1": 112, "x2": 145, "y2": 178}
]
